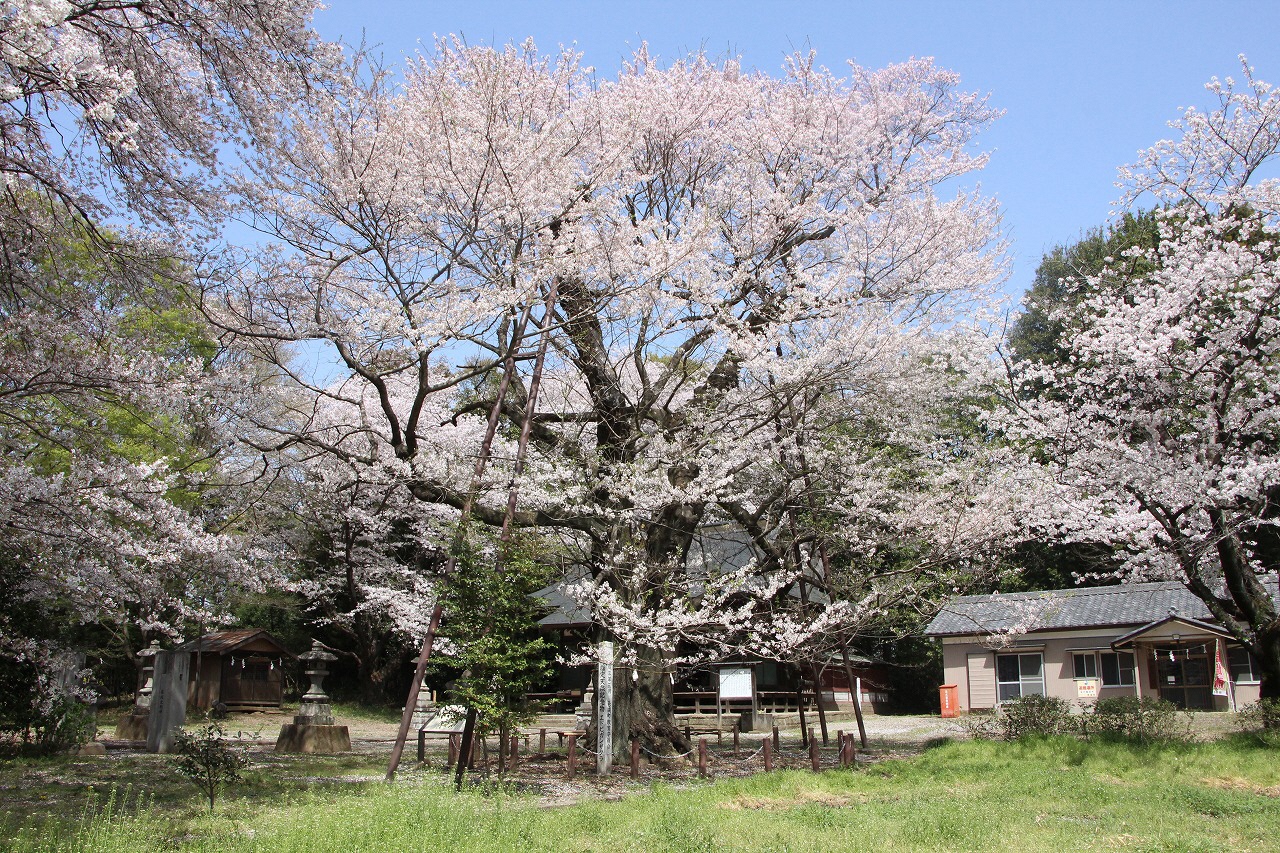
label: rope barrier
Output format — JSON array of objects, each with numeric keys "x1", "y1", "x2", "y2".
[
  {"x1": 716, "y1": 743, "x2": 766, "y2": 765},
  {"x1": 639, "y1": 744, "x2": 695, "y2": 759}
]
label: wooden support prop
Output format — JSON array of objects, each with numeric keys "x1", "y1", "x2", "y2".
[
  {"x1": 698, "y1": 738, "x2": 708, "y2": 777},
  {"x1": 386, "y1": 603, "x2": 443, "y2": 781},
  {"x1": 809, "y1": 730, "x2": 820, "y2": 773},
  {"x1": 539, "y1": 728, "x2": 546, "y2": 755},
  {"x1": 630, "y1": 738, "x2": 639, "y2": 778},
  {"x1": 732, "y1": 720, "x2": 739, "y2": 757},
  {"x1": 567, "y1": 734, "x2": 578, "y2": 779},
  {"x1": 841, "y1": 645, "x2": 870, "y2": 749},
  {"x1": 454, "y1": 706, "x2": 478, "y2": 790},
  {"x1": 763, "y1": 737, "x2": 773, "y2": 772},
  {"x1": 508, "y1": 735, "x2": 519, "y2": 771},
  {"x1": 772, "y1": 725, "x2": 780, "y2": 750}
]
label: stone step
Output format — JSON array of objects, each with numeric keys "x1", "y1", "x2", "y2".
[{"x1": 528, "y1": 714, "x2": 579, "y2": 731}]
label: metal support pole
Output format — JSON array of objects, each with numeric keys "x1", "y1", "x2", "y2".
[{"x1": 812, "y1": 664, "x2": 829, "y2": 745}]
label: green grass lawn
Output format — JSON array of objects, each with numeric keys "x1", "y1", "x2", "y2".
[{"x1": 4, "y1": 737, "x2": 1278, "y2": 852}]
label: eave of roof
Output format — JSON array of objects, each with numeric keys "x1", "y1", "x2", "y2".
[
  {"x1": 1110, "y1": 614, "x2": 1233, "y2": 648},
  {"x1": 174, "y1": 629, "x2": 295, "y2": 656}
]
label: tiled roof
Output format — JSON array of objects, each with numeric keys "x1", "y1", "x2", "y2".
[
  {"x1": 174, "y1": 629, "x2": 293, "y2": 655},
  {"x1": 924, "y1": 581, "x2": 1224, "y2": 637}
]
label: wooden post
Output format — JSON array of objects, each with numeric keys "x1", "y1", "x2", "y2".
[
  {"x1": 684, "y1": 724, "x2": 691, "y2": 743},
  {"x1": 387, "y1": 602, "x2": 443, "y2": 781},
  {"x1": 447, "y1": 734, "x2": 459, "y2": 768},
  {"x1": 698, "y1": 737, "x2": 708, "y2": 777},
  {"x1": 732, "y1": 720, "x2": 739, "y2": 757},
  {"x1": 772, "y1": 725, "x2": 780, "y2": 751},
  {"x1": 454, "y1": 706, "x2": 478, "y2": 789},
  {"x1": 630, "y1": 738, "x2": 639, "y2": 779},
  {"x1": 847, "y1": 733, "x2": 857, "y2": 765},
  {"x1": 567, "y1": 734, "x2": 577, "y2": 779},
  {"x1": 841, "y1": 645, "x2": 869, "y2": 750},
  {"x1": 809, "y1": 730, "x2": 820, "y2": 773},
  {"x1": 417, "y1": 729, "x2": 425, "y2": 764},
  {"x1": 539, "y1": 728, "x2": 546, "y2": 755},
  {"x1": 509, "y1": 734, "x2": 519, "y2": 771},
  {"x1": 763, "y1": 737, "x2": 773, "y2": 772}
]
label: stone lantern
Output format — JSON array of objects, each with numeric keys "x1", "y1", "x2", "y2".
[
  {"x1": 275, "y1": 639, "x2": 350, "y2": 753},
  {"x1": 115, "y1": 639, "x2": 162, "y2": 740},
  {"x1": 296, "y1": 639, "x2": 337, "y2": 725},
  {"x1": 136, "y1": 640, "x2": 161, "y2": 709}
]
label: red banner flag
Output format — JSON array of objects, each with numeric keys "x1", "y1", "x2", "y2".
[{"x1": 1213, "y1": 641, "x2": 1229, "y2": 697}]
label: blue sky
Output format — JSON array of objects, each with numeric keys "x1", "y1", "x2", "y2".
[{"x1": 311, "y1": 1, "x2": 1280, "y2": 303}]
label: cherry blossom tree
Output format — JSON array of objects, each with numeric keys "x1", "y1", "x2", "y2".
[
  {"x1": 280, "y1": 451, "x2": 445, "y2": 701},
  {"x1": 1000, "y1": 60, "x2": 1280, "y2": 699},
  {"x1": 212, "y1": 41, "x2": 1011, "y2": 753},
  {"x1": 0, "y1": 0, "x2": 333, "y2": 693}
]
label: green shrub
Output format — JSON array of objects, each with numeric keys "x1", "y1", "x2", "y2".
[
  {"x1": 171, "y1": 723, "x2": 249, "y2": 811},
  {"x1": 1083, "y1": 696, "x2": 1190, "y2": 743},
  {"x1": 958, "y1": 695, "x2": 1074, "y2": 741},
  {"x1": 955, "y1": 709, "x2": 1002, "y2": 740},
  {"x1": 1237, "y1": 698, "x2": 1280, "y2": 746},
  {"x1": 0, "y1": 695, "x2": 97, "y2": 756},
  {"x1": 997, "y1": 694, "x2": 1074, "y2": 739}
]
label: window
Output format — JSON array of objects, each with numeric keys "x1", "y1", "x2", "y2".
[
  {"x1": 1072, "y1": 652, "x2": 1098, "y2": 680},
  {"x1": 997, "y1": 653, "x2": 1045, "y2": 702},
  {"x1": 1228, "y1": 646, "x2": 1259, "y2": 684},
  {"x1": 1100, "y1": 652, "x2": 1136, "y2": 687}
]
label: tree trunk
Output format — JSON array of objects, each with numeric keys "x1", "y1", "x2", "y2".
[
  {"x1": 1256, "y1": 629, "x2": 1280, "y2": 704},
  {"x1": 598, "y1": 644, "x2": 690, "y2": 762}
]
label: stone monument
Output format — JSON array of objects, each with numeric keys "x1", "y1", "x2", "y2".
[
  {"x1": 275, "y1": 639, "x2": 350, "y2": 753},
  {"x1": 146, "y1": 649, "x2": 190, "y2": 753}
]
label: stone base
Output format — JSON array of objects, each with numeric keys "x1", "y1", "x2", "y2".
[
  {"x1": 114, "y1": 710, "x2": 149, "y2": 740},
  {"x1": 739, "y1": 712, "x2": 774, "y2": 733},
  {"x1": 274, "y1": 723, "x2": 351, "y2": 754}
]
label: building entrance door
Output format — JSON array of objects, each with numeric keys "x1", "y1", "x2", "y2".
[{"x1": 1153, "y1": 644, "x2": 1213, "y2": 710}]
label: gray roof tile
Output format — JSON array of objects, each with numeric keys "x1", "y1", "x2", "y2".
[{"x1": 924, "y1": 581, "x2": 1259, "y2": 637}]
